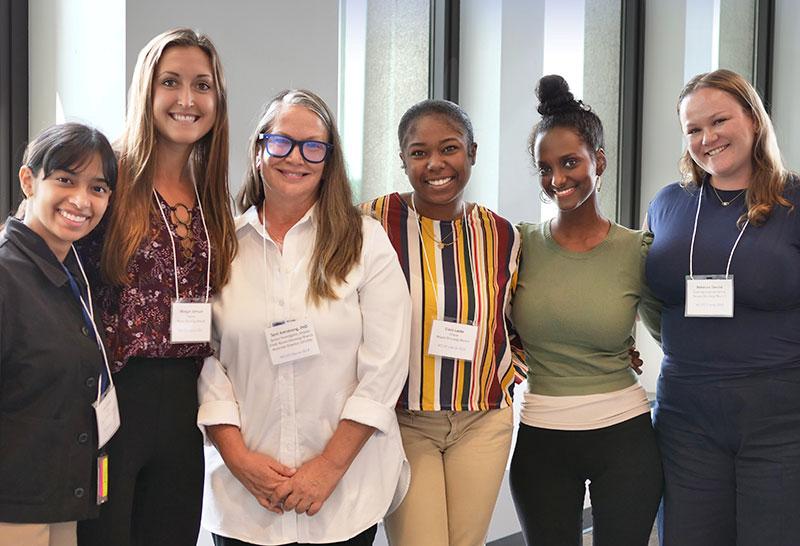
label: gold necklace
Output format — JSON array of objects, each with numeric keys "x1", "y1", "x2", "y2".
[
  {"x1": 419, "y1": 221, "x2": 457, "y2": 249},
  {"x1": 410, "y1": 195, "x2": 465, "y2": 249},
  {"x1": 710, "y1": 184, "x2": 746, "y2": 207}
]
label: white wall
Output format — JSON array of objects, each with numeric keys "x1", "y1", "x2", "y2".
[{"x1": 29, "y1": 0, "x2": 126, "y2": 139}]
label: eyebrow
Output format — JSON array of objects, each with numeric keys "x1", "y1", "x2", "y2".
[
  {"x1": 407, "y1": 137, "x2": 462, "y2": 148},
  {"x1": 53, "y1": 168, "x2": 108, "y2": 183},
  {"x1": 157, "y1": 70, "x2": 213, "y2": 79}
]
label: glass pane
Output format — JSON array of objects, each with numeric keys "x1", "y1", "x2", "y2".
[
  {"x1": 340, "y1": 0, "x2": 431, "y2": 202},
  {"x1": 458, "y1": 0, "x2": 623, "y2": 225}
]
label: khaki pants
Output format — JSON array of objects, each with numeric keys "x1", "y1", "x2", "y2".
[
  {"x1": 0, "y1": 521, "x2": 77, "y2": 546},
  {"x1": 385, "y1": 407, "x2": 513, "y2": 546}
]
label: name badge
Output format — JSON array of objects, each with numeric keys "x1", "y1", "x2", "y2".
[
  {"x1": 427, "y1": 319, "x2": 479, "y2": 361},
  {"x1": 170, "y1": 301, "x2": 212, "y2": 343},
  {"x1": 685, "y1": 275, "x2": 734, "y2": 318},
  {"x1": 93, "y1": 384, "x2": 120, "y2": 450},
  {"x1": 265, "y1": 319, "x2": 321, "y2": 365}
]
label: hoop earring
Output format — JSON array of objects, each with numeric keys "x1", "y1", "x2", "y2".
[
  {"x1": 595, "y1": 176, "x2": 603, "y2": 192},
  {"x1": 539, "y1": 189, "x2": 552, "y2": 204}
]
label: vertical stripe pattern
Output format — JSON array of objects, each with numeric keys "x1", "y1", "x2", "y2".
[{"x1": 363, "y1": 193, "x2": 525, "y2": 410}]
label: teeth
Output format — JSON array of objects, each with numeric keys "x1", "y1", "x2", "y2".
[
  {"x1": 59, "y1": 210, "x2": 88, "y2": 223},
  {"x1": 553, "y1": 186, "x2": 576, "y2": 195},
  {"x1": 171, "y1": 114, "x2": 197, "y2": 122},
  {"x1": 707, "y1": 145, "x2": 727, "y2": 156},
  {"x1": 282, "y1": 171, "x2": 305, "y2": 179},
  {"x1": 427, "y1": 177, "x2": 453, "y2": 186}
]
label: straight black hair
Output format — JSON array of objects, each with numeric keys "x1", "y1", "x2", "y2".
[{"x1": 22, "y1": 123, "x2": 118, "y2": 189}]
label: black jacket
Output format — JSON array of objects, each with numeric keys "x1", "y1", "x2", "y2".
[{"x1": 0, "y1": 218, "x2": 104, "y2": 523}]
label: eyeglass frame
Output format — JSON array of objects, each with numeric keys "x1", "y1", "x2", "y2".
[{"x1": 257, "y1": 133, "x2": 333, "y2": 164}]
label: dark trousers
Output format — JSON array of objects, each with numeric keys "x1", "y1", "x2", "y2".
[
  {"x1": 654, "y1": 370, "x2": 800, "y2": 546},
  {"x1": 509, "y1": 412, "x2": 662, "y2": 546},
  {"x1": 212, "y1": 524, "x2": 378, "y2": 546},
  {"x1": 78, "y1": 357, "x2": 204, "y2": 546}
]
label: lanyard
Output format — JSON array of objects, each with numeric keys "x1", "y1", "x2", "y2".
[
  {"x1": 62, "y1": 246, "x2": 113, "y2": 399},
  {"x1": 152, "y1": 185, "x2": 212, "y2": 302},
  {"x1": 410, "y1": 194, "x2": 475, "y2": 314},
  {"x1": 688, "y1": 183, "x2": 748, "y2": 279}
]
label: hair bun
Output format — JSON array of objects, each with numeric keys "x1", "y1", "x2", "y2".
[{"x1": 536, "y1": 74, "x2": 578, "y2": 116}]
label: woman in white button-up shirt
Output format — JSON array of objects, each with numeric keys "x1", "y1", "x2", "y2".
[{"x1": 197, "y1": 89, "x2": 412, "y2": 546}]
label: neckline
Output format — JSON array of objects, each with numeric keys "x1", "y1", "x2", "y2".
[
  {"x1": 395, "y1": 192, "x2": 475, "y2": 223},
  {"x1": 542, "y1": 219, "x2": 616, "y2": 258}
]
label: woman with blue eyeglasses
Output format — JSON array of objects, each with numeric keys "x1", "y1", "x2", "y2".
[{"x1": 197, "y1": 89, "x2": 412, "y2": 546}]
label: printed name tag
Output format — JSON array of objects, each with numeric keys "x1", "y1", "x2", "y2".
[
  {"x1": 170, "y1": 301, "x2": 212, "y2": 343},
  {"x1": 265, "y1": 319, "x2": 321, "y2": 365},
  {"x1": 427, "y1": 319, "x2": 479, "y2": 361},
  {"x1": 93, "y1": 384, "x2": 120, "y2": 450},
  {"x1": 685, "y1": 275, "x2": 734, "y2": 318}
]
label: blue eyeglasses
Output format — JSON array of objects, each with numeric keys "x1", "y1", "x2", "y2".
[{"x1": 258, "y1": 133, "x2": 333, "y2": 164}]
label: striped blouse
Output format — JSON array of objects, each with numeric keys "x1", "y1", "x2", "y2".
[{"x1": 363, "y1": 192, "x2": 525, "y2": 411}]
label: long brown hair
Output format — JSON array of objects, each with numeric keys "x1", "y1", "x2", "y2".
[
  {"x1": 238, "y1": 89, "x2": 362, "y2": 304},
  {"x1": 678, "y1": 69, "x2": 792, "y2": 226},
  {"x1": 102, "y1": 28, "x2": 236, "y2": 289}
]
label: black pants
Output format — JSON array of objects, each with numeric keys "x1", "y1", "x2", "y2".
[
  {"x1": 509, "y1": 413, "x2": 663, "y2": 546},
  {"x1": 78, "y1": 357, "x2": 204, "y2": 546},
  {"x1": 212, "y1": 524, "x2": 378, "y2": 546}
]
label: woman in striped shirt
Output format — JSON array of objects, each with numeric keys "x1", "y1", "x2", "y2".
[{"x1": 362, "y1": 100, "x2": 525, "y2": 546}]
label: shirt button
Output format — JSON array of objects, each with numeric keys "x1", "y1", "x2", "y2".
[
  {"x1": 81, "y1": 326, "x2": 90, "y2": 336},
  {"x1": 73, "y1": 487, "x2": 85, "y2": 498},
  {"x1": 85, "y1": 377, "x2": 97, "y2": 389}
]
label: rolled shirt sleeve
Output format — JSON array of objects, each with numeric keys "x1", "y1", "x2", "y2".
[{"x1": 341, "y1": 220, "x2": 411, "y2": 435}]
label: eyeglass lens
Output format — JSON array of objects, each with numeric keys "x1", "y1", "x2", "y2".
[{"x1": 265, "y1": 135, "x2": 328, "y2": 163}]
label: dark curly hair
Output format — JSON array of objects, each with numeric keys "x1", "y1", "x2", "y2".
[{"x1": 528, "y1": 74, "x2": 604, "y2": 160}]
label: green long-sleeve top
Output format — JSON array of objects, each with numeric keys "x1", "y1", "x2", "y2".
[{"x1": 512, "y1": 221, "x2": 661, "y2": 396}]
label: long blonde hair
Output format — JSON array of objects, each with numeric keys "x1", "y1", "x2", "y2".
[
  {"x1": 238, "y1": 89, "x2": 362, "y2": 304},
  {"x1": 102, "y1": 28, "x2": 237, "y2": 289},
  {"x1": 678, "y1": 69, "x2": 792, "y2": 226}
]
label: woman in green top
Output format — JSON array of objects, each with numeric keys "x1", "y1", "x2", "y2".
[{"x1": 508, "y1": 75, "x2": 662, "y2": 546}]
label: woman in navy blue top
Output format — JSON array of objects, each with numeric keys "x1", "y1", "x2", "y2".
[{"x1": 647, "y1": 69, "x2": 800, "y2": 546}]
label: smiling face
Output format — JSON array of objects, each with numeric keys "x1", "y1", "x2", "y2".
[
  {"x1": 19, "y1": 152, "x2": 111, "y2": 261},
  {"x1": 258, "y1": 104, "x2": 329, "y2": 209},
  {"x1": 151, "y1": 45, "x2": 217, "y2": 151},
  {"x1": 400, "y1": 114, "x2": 477, "y2": 220},
  {"x1": 535, "y1": 126, "x2": 605, "y2": 213},
  {"x1": 679, "y1": 87, "x2": 756, "y2": 188}
]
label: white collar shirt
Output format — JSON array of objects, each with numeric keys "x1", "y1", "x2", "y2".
[{"x1": 198, "y1": 204, "x2": 411, "y2": 544}]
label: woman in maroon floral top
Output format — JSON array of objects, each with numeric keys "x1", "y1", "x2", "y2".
[{"x1": 78, "y1": 28, "x2": 237, "y2": 546}]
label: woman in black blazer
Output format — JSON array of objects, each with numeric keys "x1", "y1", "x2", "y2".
[{"x1": 0, "y1": 123, "x2": 118, "y2": 546}]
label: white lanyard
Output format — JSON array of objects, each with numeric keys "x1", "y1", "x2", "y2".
[
  {"x1": 688, "y1": 183, "x2": 748, "y2": 279},
  {"x1": 69, "y1": 245, "x2": 113, "y2": 401},
  {"x1": 410, "y1": 193, "x2": 475, "y2": 309},
  {"x1": 152, "y1": 184, "x2": 212, "y2": 302}
]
